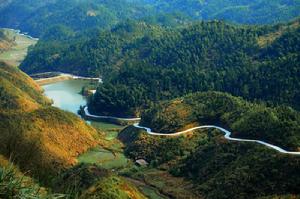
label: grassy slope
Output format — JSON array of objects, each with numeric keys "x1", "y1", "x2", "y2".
[
  {"x1": 0, "y1": 62, "x2": 97, "y2": 181},
  {"x1": 0, "y1": 29, "x2": 15, "y2": 52},
  {"x1": 0, "y1": 63, "x2": 148, "y2": 198},
  {"x1": 0, "y1": 155, "x2": 64, "y2": 198},
  {"x1": 0, "y1": 28, "x2": 37, "y2": 66}
]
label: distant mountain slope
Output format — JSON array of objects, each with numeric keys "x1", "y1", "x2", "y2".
[
  {"x1": 0, "y1": 0, "x2": 177, "y2": 36},
  {"x1": 137, "y1": 0, "x2": 300, "y2": 24},
  {"x1": 0, "y1": 62, "x2": 97, "y2": 181},
  {"x1": 21, "y1": 19, "x2": 300, "y2": 114},
  {"x1": 1, "y1": 0, "x2": 299, "y2": 37}
]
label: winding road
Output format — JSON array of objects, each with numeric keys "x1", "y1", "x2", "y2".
[{"x1": 84, "y1": 107, "x2": 300, "y2": 155}]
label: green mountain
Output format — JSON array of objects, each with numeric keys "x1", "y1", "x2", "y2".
[
  {"x1": 141, "y1": 91, "x2": 300, "y2": 151},
  {"x1": 1, "y1": 0, "x2": 300, "y2": 37},
  {"x1": 118, "y1": 91, "x2": 300, "y2": 199},
  {"x1": 0, "y1": 0, "x2": 186, "y2": 36},
  {"x1": 20, "y1": 19, "x2": 300, "y2": 115},
  {"x1": 63, "y1": 18, "x2": 298, "y2": 117},
  {"x1": 137, "y1": 0, "x2": 300, "y2": 24}
]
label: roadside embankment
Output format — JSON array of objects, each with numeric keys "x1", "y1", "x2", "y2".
[{"x1": 79, "y1": 106, "x2": 141, "y2": 126}]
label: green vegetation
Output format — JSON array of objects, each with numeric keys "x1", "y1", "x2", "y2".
[
  {"x1": 75, "y1": 19, "x2": 299, "y2": 117},
  {"x1": 137, "y1": 0, "x2": 300, "y2": 24},
  {"x1": 53, "y1": 164, "x2": 146, "y2": 199},
  {"x1": 2, "y1": 1, "x2": 300, "y2": 198},
  {"x1": 141, "y1": 91, "x2": 300, "y2": 151},
  {"x1": 119, "y1": 119, "x2": 300, "y2": 199},
  {"x1": 1, "y1": 0, "x2": 299, "y2": 37},
  {"x1": 0, "y1": 62, "x2": 148, "y2": 198},
  {"x1": 20, "y1": 19, "x2": 300, "y2": 114},
  {"x1": 116, "y1": 91, "x2": 300, "y2": 198},
  {"x1": 20, "y1": 19, "x2": 300, "y2": 115},
  {"x1": 0, "y1": 0, "x2": 186, "y2": 37},
  {"x1": 78, "y1": 147, "x2": 129, "y2": 170},
  {"x1": 0, "y1": 163, "x2": 63, "y2": 199}
]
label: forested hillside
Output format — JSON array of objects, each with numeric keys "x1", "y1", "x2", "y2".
[
  {"x1": 3, "y1": 1, "x2": 300, "y2": 198},
  {"x1": 119, "y1": 119, "x2": 300, "y2": 199},
  {"x1": 136, "y1": 0, "x2": 300, "y2": 24},
  {"x1": 1, "y1": 0, "x2": 299, "y2": 37},
  {"x1": 0, "y1": 0, "x2": 187, "y2": 36},
  {"x1": 141, "y1": 91, "x2": 300, "y2": 151},
  {"x1": 20, "y1": 19, "x2": 300, "y2": 115},
  {"x1": 82, "y1": 19, "x2": 300, "y2": 116}
]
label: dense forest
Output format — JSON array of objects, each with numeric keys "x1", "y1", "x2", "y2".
[
  {"x1": 0, "y1": 0, "x2": 188, "y2": 36},
  {"x1": 1, "y1": 0, "x2": 300, "y2": 37},
  {"x1": 68, "y1": 18, "x2": 299, "y2": 116},
  {"x1": 117, "y1": 91, "x2": 300, "y2": 199},
  {"x1": 119, "y1": 122, "x2": 300, "y2": 199},
  {"x1": 136, "y1": 0, "x2": 300, "y2": 24},
  {"x1": 2, "y1": 0, "x2": 300, "y2": 198},
  {"x1": 140, "y1": 91, "x2": 300, "y2": 151}
]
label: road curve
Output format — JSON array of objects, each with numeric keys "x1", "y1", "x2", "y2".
[
  {"x1": 84, "y1": 107, "x2": 300, "y2": 155},
  {"x1": 84, "y1": 107, "x2": 141, "y2": 121}
]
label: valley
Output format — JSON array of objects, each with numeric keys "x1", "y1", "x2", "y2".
[
  {"x1": 41, "y1": 78, "x2": 171, "y2": 199},
  {"x1": 0, "y1": 0, "x2": 300, "y2": 198}
]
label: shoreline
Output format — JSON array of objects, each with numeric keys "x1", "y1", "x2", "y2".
[
  {"x1": 2, "y1": 28, "x2": 39, "y2": 40},
  {"x1": 34, "y1": 72, "x2": 102, "y2": 85}
]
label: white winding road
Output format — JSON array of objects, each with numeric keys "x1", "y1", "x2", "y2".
[{"x1": 84, "y1": 107, "x2": 300, "y2": 155}]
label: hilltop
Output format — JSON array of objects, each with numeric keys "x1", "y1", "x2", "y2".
[{"x1": 118, "y1": 92, "x2": 300, "y2": 198}]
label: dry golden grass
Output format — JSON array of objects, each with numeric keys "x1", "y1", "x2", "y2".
[
  {"x1": 0, "y1": 63, "x2": 98, "y2": 181},
  {"x1": 119, "y1": 180, "x2": 147, "y2": 199}
]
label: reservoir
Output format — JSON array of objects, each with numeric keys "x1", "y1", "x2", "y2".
[{"x1": 42, "y1": 79, "x2": 89, "y2": 114}]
